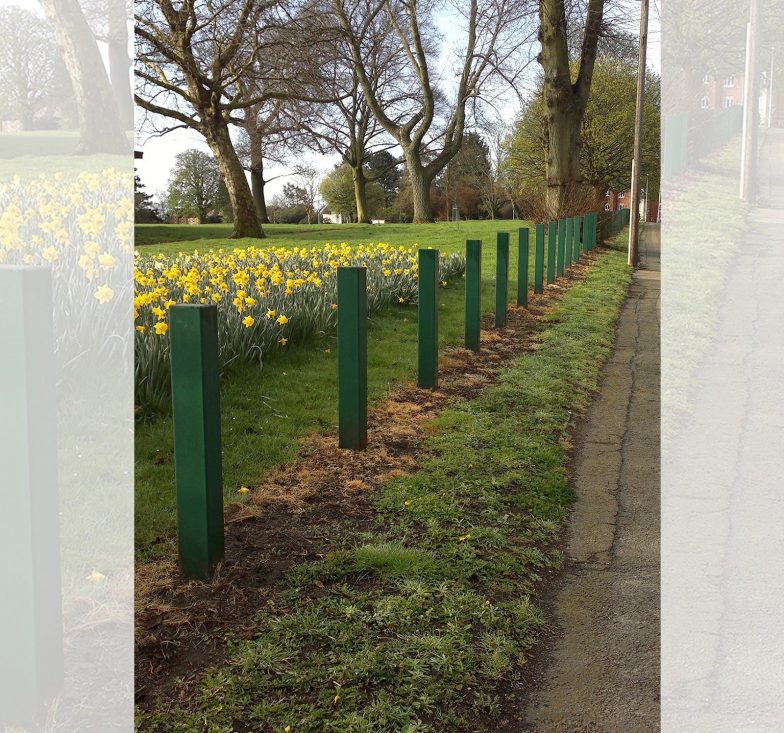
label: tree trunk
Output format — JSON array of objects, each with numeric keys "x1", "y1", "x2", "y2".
[
  {"x1": 538, "y1": 0, "x2": 604, "y2": 218},
  {"x1": 206, "y1": 121, "x2": 264, "y2": 238},
  {"x1": 107, "y1": 0, "x2": 133, "y2": 129},
  {"x1": 353, "y1": 167, "x2": 369, "y2": 223},
  {"x1": 246, "y1": 121, "x2": 270, "y2": 224},
  {"x1": 39, "y1": 0, "x2": 128, "y2": 154},
  {"x1": 405, "y1": 151, "x2": 434, "y2": 223},
  {"x1": 250, "y1": 167, "x2": 270, "y2": 224},
  {"x1": 545, "y1": 106, "x2": 582, "y2": 217}
]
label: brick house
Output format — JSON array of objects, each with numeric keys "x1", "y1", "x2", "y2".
[
  {"x1": 700, "y1": 72, "x2": 745, "y2": 112},
  {"x1": 604, "y1": 189, "x2": 660, "y2": 222}
]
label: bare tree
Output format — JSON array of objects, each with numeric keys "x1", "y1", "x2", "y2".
[
  {"x1": 38, "y1": 0, "x2": 128, "y2": 153},
  {"x1": 333, "y1": 0, "x2": 533, "y2": 223},
  {"x1": 236, "y1": 100, "x2": 291, "y2": 224},
  {"x1": 80, "y1": 0, "x2": 134, "y2": 128},
  {"x1": 286, "y1": 13, "x2": 404, "y2": 223},
  {"x1": 283, "y1": 167, "x2": 321, "y2": 224},
  {"x1": 135, "y1": 0, "x2": 292, "y2": 238},
  {"x1": 0, "y1": 7, "x2": 59, "y2": 129}
]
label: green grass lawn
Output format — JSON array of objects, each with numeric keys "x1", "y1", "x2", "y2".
[
  {"x1": 0, "y1": 129, "x2": 130, "y2": 179},
  {"x1": 136, "y1": 220, "x2": 528, "y2": 261},
  {"x1": 137, "y1": 245, "x2": 632, "y2": 732},
  {"x1": 136, "y1": 220, "x2": 537, "y2": 557}
]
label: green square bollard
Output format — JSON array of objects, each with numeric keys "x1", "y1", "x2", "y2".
[
  {"x1": 534, "y1": 223, "x2": 545, "y2": 294},
  {"x1": 495, "y1": 232, "x2": 509, "y2": 328},
  {"x1": 574, "y1": 215, "x2": 581, "y2": 263},
  {"x1": 170, "y1": 304, "x2": 224, "y2": 580},
  {"x1": 418, "y1": 249, "x2": 439, "y2": 390},
  {"x1": 547, "y1": 221, "x2": 557, "y2": 284},
  {"x1": 517, "y1": 227, "x2": 530, "y2": 307},
  {"x1": 586, "y1": 213, "x2": 593, "y2": 250},
  {"x1": 589, "y1": 212, "x2": 597, "y2": 250},
  {"x1": 558, "y1": 219, "x2": 567, "y2": 276},
  {"x1": 565, "y1": 217, "x2": 573, "y2": 269},
  {"x1": 0, "y1": 266, "x2": 63, "y2": 728},
  {"x1": 338, "y1": 267, "x2": 368, "y2": 450},
  {"x1": 465, "y1": 239, "x2": 482, "y2": 351}
]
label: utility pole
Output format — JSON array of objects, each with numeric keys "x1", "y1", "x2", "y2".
[
  {"x1": 740, "y1": 0, "x2": 760, "y2": 202},
  {"x1": 767, "y1": 51, "x2": 774, "y2": 128},
  {"x1": 628, "y1": 0, "x2": 649, "y2": 267}
]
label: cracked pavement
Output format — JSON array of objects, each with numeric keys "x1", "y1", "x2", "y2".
[
  {"x1": 521, "y1": 226, "x2": 661, "y2": 732},
  {"x1": 661, "y1": 130, "x2": 784, "y2": 731}
]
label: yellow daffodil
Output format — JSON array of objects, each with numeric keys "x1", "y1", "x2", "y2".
[
  {"x1": 154, "y1": 321, "x2": 168, "y2": 335},
  {"x1": 94, "y1": 284, "x2": 114, "y2": 304},
  {"x1": 42, "y1": 245, "x2": 59, "y2": 262},
  {"x1": 266, "y1": 308, "x2": 276, "y2": 319},
  {"x1": 242, "y1": 316, "x2": 255, "y2": 328},
  {"x1": 279, "y1": 337, "x2": 288, "y2": 346},
  {"x1": 238, "y1": 486, "x2": 250, "y2": 495},
  {"x1": 277, "y1": 314, "x2": 289, "y2": 325}
]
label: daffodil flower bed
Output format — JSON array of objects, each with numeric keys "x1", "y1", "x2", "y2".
[
  {"x1": 0, "y1": 170, "x2": 133, "y2": 380},
  {"x1": 134, "y1": 243, "x2": 465, "y2": 409}
]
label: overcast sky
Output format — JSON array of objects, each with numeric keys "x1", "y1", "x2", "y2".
[{"x1": 134, "y1": 0, "x2": 661, "y2": 203}]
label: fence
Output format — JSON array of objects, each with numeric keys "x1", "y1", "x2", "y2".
[
  {"x1": 604, "y1": 208, "x2": 630, "y2": 238},
  {"x1": 166, "y1": 211, "x2": 614, "y2": 579},
  {"x1": 663, "y1": 107, "x2": 743, "y2": 178}
]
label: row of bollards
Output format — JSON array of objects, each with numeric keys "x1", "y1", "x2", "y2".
[{"x1": 168, "y1": 213, "x2": 601, "y2": 579}]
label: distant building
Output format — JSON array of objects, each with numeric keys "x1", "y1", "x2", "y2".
[
  {"x1": 700, "y1": 70, "x2": 784, "y2": 126},
  {"x1": 605, "y1": 188, "x2": 659, "y2": 222},
  {"x1": 700, "y1": 72, "x2": 745, "y2": 112},
  {"x1": 321, "y1": 209, "x2": 344, "y2": 224}
]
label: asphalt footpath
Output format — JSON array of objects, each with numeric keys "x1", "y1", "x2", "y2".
[{"x1": 521, "y1": 225, "x2": 661, "y2": 732}]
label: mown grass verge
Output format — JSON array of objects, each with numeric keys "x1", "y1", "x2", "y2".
[{"x1": 136, "y1": 248, "x2": 632, "y2": 732}]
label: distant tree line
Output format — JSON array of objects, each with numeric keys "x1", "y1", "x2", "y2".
[{"x1": 135, "y1": 0, "x2": 657, "y2": 234}]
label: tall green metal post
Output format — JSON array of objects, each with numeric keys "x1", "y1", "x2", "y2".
[
  {"x1": 574, "y1": 215, "x2": 581, "y2": 263},
  {"x1": 418, "y1": 249, "x2": 439, "y2": 390},
  {"x1": 170, "y1": 303, "x2": 224, "y2": 580},
  {"x1": 547, "y1": 221, "x2": 557, "y2": 284},
  {"x1": 534, "y1": 223, "x2": 545, "y2": 294},
  {"x1": 338, "y1": 267, "x2": 368, "y2": 450},
  {"x1": 495, "y1": 232, "x2": 509, "y2": 328},
  {"x1": 465, "y1": 239, "x2": 482, "y2": 351},
  {"x1": 0, "y1": 266, "x2": 63, "y2": 728},
  {"x1": 558, "y1": 219, "x2": 567, "y2": 276},
  {"x1": 517, "y1": 227, "x2": 529, "y2": 307},
  {"x1": 565, "y1": 217, "x2": 573, "y2": 269}
]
